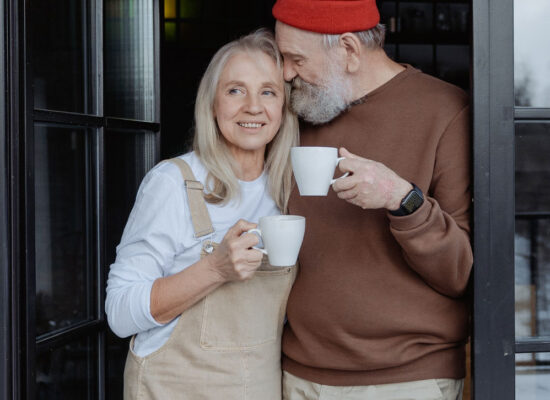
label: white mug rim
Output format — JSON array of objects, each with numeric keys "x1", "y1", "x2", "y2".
[{"x1": 260, "y1": 215, "x2": 305, "y2": 223}]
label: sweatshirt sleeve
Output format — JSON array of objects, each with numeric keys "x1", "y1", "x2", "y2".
[
  {"x1": 388, "y1": 105, "x2": 472, "y2": 298},
  {"x1": 105, "y1": 168, "x2": 185, "y2": 338}
]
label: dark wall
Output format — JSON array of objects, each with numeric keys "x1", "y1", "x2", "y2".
[{"x1": 160, "y1": 0, "x2": 277, "y2": 159}]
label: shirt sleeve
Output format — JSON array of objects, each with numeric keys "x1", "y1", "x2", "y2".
[
  {"x1": 388, "y1": 105, "x2": 473, "y2": 298},
  {"x1": 105, "y1": 168, "x2": 185, "y2": 338}
]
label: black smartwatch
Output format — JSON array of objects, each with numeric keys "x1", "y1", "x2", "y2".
[{"x1": 389, "y1": 183, "x2": 424, "y2": 216}]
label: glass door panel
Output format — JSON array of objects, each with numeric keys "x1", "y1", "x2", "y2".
[
  {"x1": 105, "y1": 0, "x2": 157, "y2": 121},
  {"x1": 34, "y1": 124, "x2": 96, "y2": 337},
  {"x1": 515, "y1": 123, "x2": 550, "y2": 341},
  {"x1": 36, "y1": 336, "x2": 98, "y2": 399},
  {"x1": 516, "y1": 353, "x2": 550, "y2": 399},
  {"x1": 31, "y1": 0, "x2": 95, "y2": 114},
  {"x1": 514, "y1": 0, "x2": 550, "y2": 107}
]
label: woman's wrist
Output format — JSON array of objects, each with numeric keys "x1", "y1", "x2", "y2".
[{"x1": 202, "y1": 253, "x2": 227, "y2": 284}]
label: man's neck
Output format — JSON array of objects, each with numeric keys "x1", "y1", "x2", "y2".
[{"x1": 349, "y1": 50, "x2": 406, "y2": 101}]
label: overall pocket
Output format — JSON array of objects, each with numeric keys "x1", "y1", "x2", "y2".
[{"x1": 200, "y1": 264, "x2": 295, "y2": 351}]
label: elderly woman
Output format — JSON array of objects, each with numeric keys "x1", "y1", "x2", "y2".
[{"x1": 105, "y1": 30, "x2": 299, "y2": 399}]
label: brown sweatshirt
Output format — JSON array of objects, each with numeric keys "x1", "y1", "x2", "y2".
[{"x1": 284, "y1": 65, "x2": 472, "y2": 386}]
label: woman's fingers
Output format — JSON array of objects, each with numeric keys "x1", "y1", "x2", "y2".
[{"x1": 225, "y1": 219, "x2": 257, "y2": 239}]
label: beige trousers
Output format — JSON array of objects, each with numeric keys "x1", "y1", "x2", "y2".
[{"x1": 283, "y1": 371, "x2": 464, "y2": 400}]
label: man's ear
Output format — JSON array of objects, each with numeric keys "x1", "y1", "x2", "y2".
[{"x1": 338, "y1": 33, "x2": 362, "y2": 73}]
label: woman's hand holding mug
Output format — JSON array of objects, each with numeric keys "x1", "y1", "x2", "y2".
[{"x1": 207, "y1": 219, "x2": 264, "y2": 282}]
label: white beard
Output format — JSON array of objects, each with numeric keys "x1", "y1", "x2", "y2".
[{"x1": 289, "y1": 61, "x2": 353, "y2": 125}]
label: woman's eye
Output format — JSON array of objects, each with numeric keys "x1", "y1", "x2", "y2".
[{"x1": 228, "y1": 88, "x2": 243, "y2": 95}]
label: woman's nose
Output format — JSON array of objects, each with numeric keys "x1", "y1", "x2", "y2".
[{"x1": 245, "y1": 94, "x2": 262, "y2": 114}]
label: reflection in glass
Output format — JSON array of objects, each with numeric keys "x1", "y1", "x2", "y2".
[
  {"x1": 516, "y1": 353, "x2": 550, "y2": 399},
  {"x1": 399, "y1": 45, "x2": 433, "y2": 74},
  {"x1": 31, "y1": 0, "x2": 93, "y2": 113},
  {"x1": 36, "y1": 336, "x2": 97, "y2": 399},
  {"x1": 515, "y1": 123, "x2": 550, "y2": 340},
  {"x1": 104, "y1": 130, "x2": 155, "y2": 400},
  {"x1": 34, "y1": 124, "x2": 94, "y2": 336},
  {"x1": 179, "y1": 0, "x2": 201, "y2": 18},
  {"x1": 515, "y1": 219, "x2": 550, "y2": 338},
  {"x1": 515, "y1": 123, "x2": 550, "y2": 213},
  {"x1": 105, "y1": 131, "x2": 156, "y2": 268},
  {"x1": 437, "y1": 45, "x2": 470, "y2": 90},
  {"x1": 165, "y1": 21, "x2": 177, "y2": 42},
  {"x1": 105, "y1": 0, "x2": 156, "y2": 121},
  {"x1": 398, "y1": 2, "x2": 432, "y2": 34},
  {"x1": 165, "y1": 0, "x2": 176, "y2": 19},
  {"x1": 514, "y1": 0, "x2": 550, "y2": 107}
]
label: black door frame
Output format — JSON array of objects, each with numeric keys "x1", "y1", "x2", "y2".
[
  {"x1": 472, "y1": 0, "x2": 515, "y2": 398},
  {"x1": 1, "y1": 0, "x2": 26, "y2": 399}
]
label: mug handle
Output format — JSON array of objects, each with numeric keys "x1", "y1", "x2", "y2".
[
  {"x1": 246, "y1": 228, "x2": 268, "y2": 255},
  {"x1": 331, "y1": 157, "x2": 349, "y2": 184}
]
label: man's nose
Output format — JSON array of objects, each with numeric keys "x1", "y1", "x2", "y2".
[{"x1": 283, "y1": 62, "x2": 298, "y2": 82}]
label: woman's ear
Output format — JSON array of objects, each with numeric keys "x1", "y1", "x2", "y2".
[{"x1": 338, "y1": 33, "x2": 362, "y2": 74}]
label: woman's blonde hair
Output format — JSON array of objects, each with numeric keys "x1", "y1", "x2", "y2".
[{"x1": 193, "y1": 29, "x2": 299, "y2": 213}]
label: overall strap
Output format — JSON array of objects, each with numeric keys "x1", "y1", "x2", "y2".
[{"x1": 167, "y1": 157, "x2": 214, "y2": 238}]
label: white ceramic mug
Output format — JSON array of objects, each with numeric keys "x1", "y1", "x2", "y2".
[
  {"x1": 291, "y1": 146, "x2": 349, "y2": 196},
  {"x1": 247, "y1": 215, "x2": 305, "y2": 267}
]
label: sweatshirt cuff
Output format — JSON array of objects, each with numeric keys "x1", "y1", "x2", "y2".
[{"x1": 387, "y1": 197, "x2": 433, "y2": 231}]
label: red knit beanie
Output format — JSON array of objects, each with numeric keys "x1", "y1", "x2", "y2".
[{"x1": 272, "y1": 0, "x2": 380, "y2": 34}]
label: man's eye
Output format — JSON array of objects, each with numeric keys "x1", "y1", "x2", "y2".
[{"x1": 262, "y1": 90, "x2": 276, "y2": 96}]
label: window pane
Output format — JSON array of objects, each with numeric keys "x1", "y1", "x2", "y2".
[
  {"x1": 179, "y1": 0, "x2": 201, "y2": 18},
  {"x1": 165, "y1": 0, "x2": 176, "y2": 19},
  {"x1": 398, "y1": 2, "x2": 433, "y2": 34},
  {"x1": 35, "y1": 124, "x2": 95, "y2": 336},
  {"x1": 31, "y1": 0, "x2": 94, "y2": 113},
  {"x1": 515, "y1": 219, "x2": 550, "y2": 338},
  {"x1": 516, "y1": 353, "x2": 550, "y2": 399},
  {"x1": 514, "y1": 0, "x2": 550, "y2": 107},
  {"x1": 436, "y1": 45, "x2": 470, "y2": 90},
  {"x1": 104, "y1": 131, "x2": 156, "y2": 399},
  {"x1": 515, "y1": 123, "x2": 550, "y2": 213},
  {"x1": 165, "y1": 21, "x2": 177, "y2": 42},
  {"x1": 36, "y1": 336, "x2": 98, "y2": 399},
  {"x1": 515, "y1": 123, "x2": 550, "y2": 340},
  {"x1": 105, "y1": 130, "x2": 156, "y2": 267},
  {"x1": 399, "y1": 45, "x2": 434, "y2": 75},
  {"x1": 105, "y1": 0, "x2": 156, "y2": 121}
]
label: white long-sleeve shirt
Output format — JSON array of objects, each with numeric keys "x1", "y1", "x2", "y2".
[{"x1": 105, "y1": 151, "x2": 280, "y2": 357}]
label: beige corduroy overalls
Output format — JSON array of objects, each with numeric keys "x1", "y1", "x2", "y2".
[{"x1": 123, "y1": 158, "x2": 297, "y2": 400}]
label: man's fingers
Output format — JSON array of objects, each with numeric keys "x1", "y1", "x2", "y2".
[
  {"x1": 336, "y1": 188, "x2": 358, "y2": 200},
  {"x1": 340, "y1": 147, "x2": 361, "y2": 160},
  {"x1": 332, "y1": 174, "x2": 360, "y2": 192}
]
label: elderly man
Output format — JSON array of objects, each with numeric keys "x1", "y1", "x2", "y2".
[{"x1": 272, "y1": 0, "x2": 473, "y2": 399}]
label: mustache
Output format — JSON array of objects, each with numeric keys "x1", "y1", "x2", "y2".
[{"x1": 291, "y1": 76, "x2": 315, "y2": 90}]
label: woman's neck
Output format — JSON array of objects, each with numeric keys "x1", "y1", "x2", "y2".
[{"x1": 230, "y1": 147, "x2": 265, "y2": 181}]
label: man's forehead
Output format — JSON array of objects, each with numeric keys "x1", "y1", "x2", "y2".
[{"x1": 275, "y1": 21, "x2": 322, "y2": 54}]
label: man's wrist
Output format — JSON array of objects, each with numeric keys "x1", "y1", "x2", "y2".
[
  {"x1": 389, "y1": 182, "x2": 424, "y2": 216},
  {"x1": 388, "y1": 181, "x2": 414, "y2": 211}
]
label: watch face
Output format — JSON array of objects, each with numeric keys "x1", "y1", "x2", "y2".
[{"x1": 403, "y1": 191, "x2": 424, "y2": 214}]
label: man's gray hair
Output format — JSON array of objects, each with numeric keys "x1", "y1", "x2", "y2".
[{"x1": 322, "y1": 23, "x2": 386, "y2": 49}]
